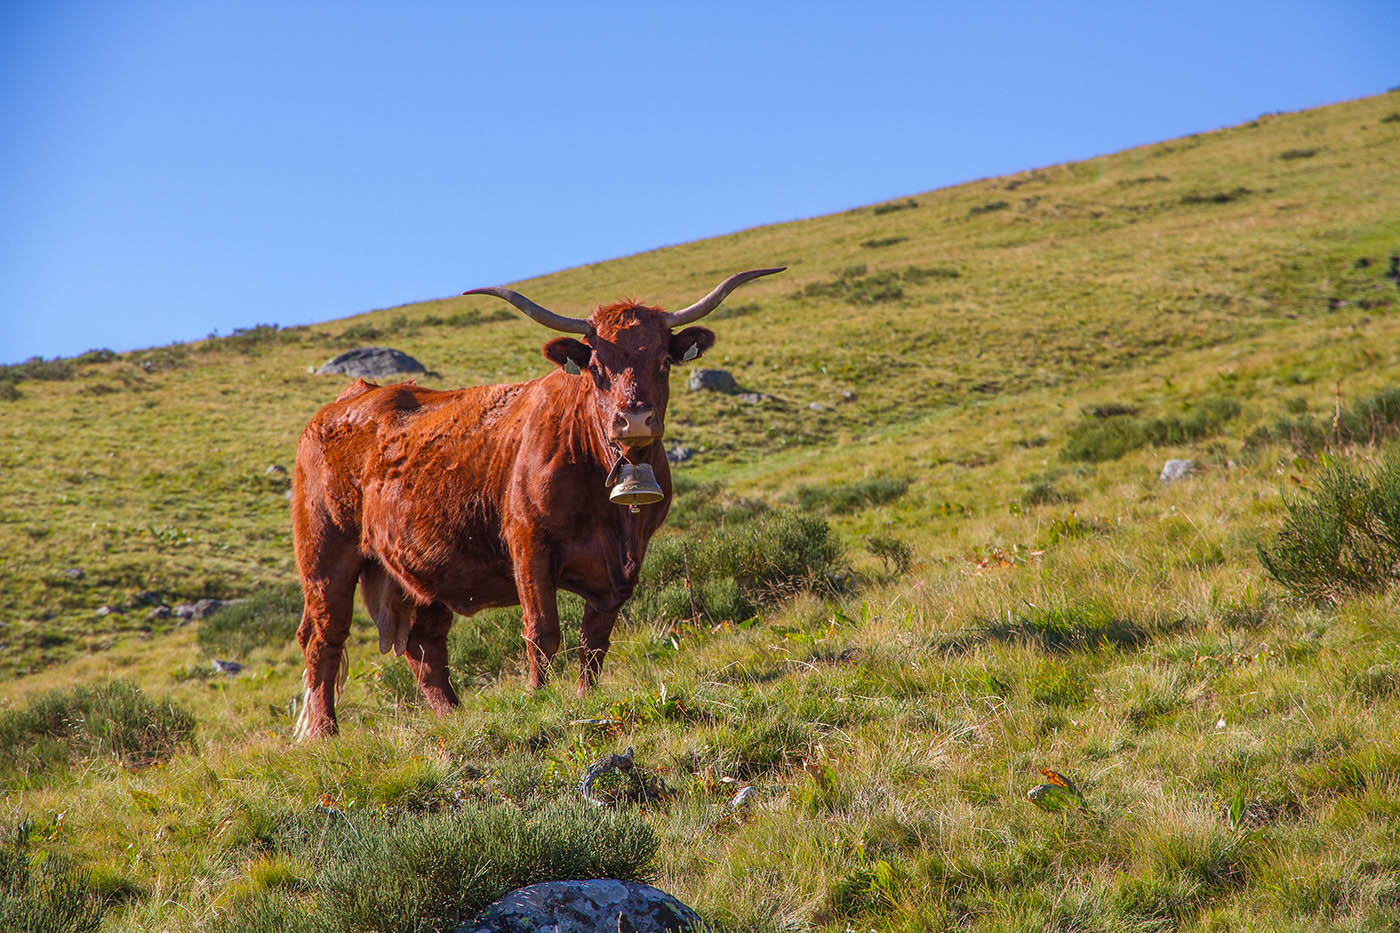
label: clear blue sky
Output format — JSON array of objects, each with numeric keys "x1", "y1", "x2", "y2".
[{"x1": 2, "y1": 1, "x2": 1396, "y2": 364}]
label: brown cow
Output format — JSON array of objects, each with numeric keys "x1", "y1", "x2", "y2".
[{"x1": 291, "y1": 268, "x2": 783, "y2": 738}]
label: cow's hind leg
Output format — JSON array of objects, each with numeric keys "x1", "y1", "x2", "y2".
[
  {"x1": 577, "y1": 604, "x2": 618, "y2": 696},
  {"x1": 404, "y1": 602, "x2": 459, "y2": 715},
  {"x1": 361, "y1": 562, "x2": 458, "y2": 714},
  {"x1": 293, "y1": 538, "x2": 360, "y2": 741}
]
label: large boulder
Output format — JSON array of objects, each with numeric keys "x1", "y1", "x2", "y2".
[
  {"x1": 317, "y1": 347, "x2": 427, "y2": 380},
  {"x1": 687, "y1": 368, "x2": 738, "y2": 394},
  {"x1": 456, "y1": 879, "x2": 701, "y2": 933}
]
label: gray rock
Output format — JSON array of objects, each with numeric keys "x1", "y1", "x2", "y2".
[
  {"x1": 665, "y1": 444, "x2": 694, "y2": 464},
  {"x1": 808, "y1": 402, "x2": 825, "y2": 411},
  {"x1": 686, "y1": 368, "x2": 738, "y2": 394},
  {"x1": 62, "y1": 567, "x2": 85, "y2": 580},
  {"x1": 149, "y1": 605, "x2": 173, "y2": 620},
  {"x1": 839, "y1": 389, "x2": 857, "y2": 402},
  {"x1": 457, "y1": 880, "x2": 701, "y2": 933},
  {"x1": 175, "y1": 598, "x2": 228, "y2": 621},
  {"x1": 736, "y1": 392, "x2": 769, "y2": 404},
  {"x1": 317, "y1": 347, "x2": 427, "y2": 380},
  {"x1": 1159, "y1": 459, "x2": 1195, "y2": 483},
  {"x1": 96, "y1": 605, "x2": 117, "y2": 617},
  {"x1": 265, "y1": 464, "x2": 287, "y2": 476},
  {"x1": 211, "y1": 659, "x2": 243, "y2": 675}
]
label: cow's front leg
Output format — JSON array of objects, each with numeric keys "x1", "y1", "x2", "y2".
[
  {"x1": 577, "y1": 605, "x2": 618, "y2": 696},
  {"x1": 405, "y1": 602, "x2": 459, "y2": 715},
  {"x1": 513, "y1": 554, "x2": 561, "y2": 689}
]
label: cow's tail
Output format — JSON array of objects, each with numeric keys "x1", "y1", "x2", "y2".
[{"x1": 292, "y1": 649, "x2": 350, "y2": 742}]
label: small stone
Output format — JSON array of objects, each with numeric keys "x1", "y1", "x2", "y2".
[
  {"x1": 665, "y1": 444, "x2": 694, "y2": 464},
  {"x1": 62, "y1": 567, "x2": 85, "y2": 580},
  {"x1": 736, "y1": 392, "x2": 768, "y2": 404},
  {"x1": 192, "y1": 598, "x2": 224, "y2": 620},
  {"x1": 839, "y1": 389, "x2": 856, "y2": 402},
  {"x1": 211, "y1": 659, "x2": 243, "y2": 675},
  {"x1": 457, "y1": 880, "x2": 701, "y2": 933},
  {"x1": 265, "y1": 464, "x2": 287, "y2": 475},
  {"x1": 1159, "y1": 459, "x2": 1195, "y2": 483},
  {"x1": 808, "y1": 402, "x2": 825, "y2": 411},
  {"x1": 96, "y1": 605, "x2": 117, "y2": 617},
  {"x1": 149, "y1": 605, "x2": 172, "y2": 620},
  {"x1": 686, "y1": 368, "x2": 739, "y2": 394}
]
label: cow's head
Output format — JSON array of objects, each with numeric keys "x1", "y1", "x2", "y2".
[{"x1": 464, "y1": 268, "x2": 784, "y2": 450}]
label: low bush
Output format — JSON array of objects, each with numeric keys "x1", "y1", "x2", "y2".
[
  {"x1": 214, "y1": 801, "x2": 657, "y2": 933},
  {"x1": 1062, "y1": 397, "x2": 1241, "y2": 462},
  {"x1": 0, "y1": 821, "x2": 106, "y2": 933},
  {"x1": 792, "y1": 476, "x2": 910, "y2": 513},
  {"x1": 1258, "y1": 449, "x2": 1400, "y2": 603},
  {"x1": 967, "y1": 200, "x2": 1010, "y2": 216},
  {"x1": 0, "y1": 680, "x2": 196, "y2": 776},
  {"x1": 0, "y1": 357, "x2": 74, "y2": 382},
  {"x1": 860, "y1": 236, "x2": 909, "y2": 249},
  {"x1": 872, "y1": 198, "x2": 918, "y2": 216},
  {"x1": 1279, "y1": 148, "x2": 1319, "y2": 160},
  {"x1": 1247, "y1": 387, "x2": 1400, "y2": 455},
  {"x1": 1181, "y1": 187, "x2": 1252, "y2": 205},
  {"x1": 199, "y1": 583, "x2": 304, "y2": 660},
  {"x1": 866, "y1": 534, "x2": 912, "y2": 575},
  {"x1": 631, "y1": 508, "x2": 845, "y2": 627}
]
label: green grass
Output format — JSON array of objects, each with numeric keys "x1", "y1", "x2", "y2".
[{"x1": 2, "y1": 90, "x2": 1400, "y2": 931}]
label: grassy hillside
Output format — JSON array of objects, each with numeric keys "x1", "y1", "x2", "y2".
[{"x1": 2, "y1": 91, "x2": 1400, "y2": 931}]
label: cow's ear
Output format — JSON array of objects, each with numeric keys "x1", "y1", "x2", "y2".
[
  {"x1": 543, "y1": 338, "x2": 591, "y2": 374},
  {"x1": 669, "y1": 327, "x2": 716, "y2": 363}
]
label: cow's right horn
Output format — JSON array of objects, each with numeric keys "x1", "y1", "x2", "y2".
[
  {"x1": 462, "y1": 286, "x2": 591, "y2": 335},
  {"x1": 664, "y1": 267, "x2": 786, "y2": 327}
]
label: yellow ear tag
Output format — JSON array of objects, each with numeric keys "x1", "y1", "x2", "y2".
[
  {"x1": 564, "y1": 359, "x2": 582, "y2": 375},
  {"x1": 682, "y1": 344, "x2": 699, "y2": 362}
]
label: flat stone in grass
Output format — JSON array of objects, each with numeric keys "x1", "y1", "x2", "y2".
[
  {"x1": 317, "y1": 347, "x2": 427, "y2": 380},
  {"x1": 1159, "y1": 459, "x2": 1195, "y2": 483},
  {"x1": 457, "y1": 879, "x2": 701, "y2": 932}
]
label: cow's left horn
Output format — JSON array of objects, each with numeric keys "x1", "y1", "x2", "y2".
[
  {"x1": 664, "y1": 267, "x2": 786, "y2": 327},
  {"x1": 462, "y1": 286, "x2": 591, "y2": 335}
]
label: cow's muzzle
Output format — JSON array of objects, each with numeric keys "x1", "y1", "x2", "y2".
[{"x1": 611, "y1": 408, "x2": 660, "y2": 445}]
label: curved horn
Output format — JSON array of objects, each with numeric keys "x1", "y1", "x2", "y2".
[
  {"x1": 664, "y1": 267, "x2": 787, "y2": 327},
  {"x1": 461, "y1": 286, "x2": 591, "y2": 334}
]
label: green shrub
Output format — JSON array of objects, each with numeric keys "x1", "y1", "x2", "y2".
[
  {"x1": 0, "y1": 357, "x2": 74, "y2": 382},
  {"x1": 866, "y1": 534, "x2": 912, "y2": 575},
  {"x1": 1246, "y1": 388, "x2": 1400, "y2": 455},
  {"x1": 1181, "y1": 187, "x2": 1252, "y2": 205},
  {"x1": 215, "y1": 801, "x2": 657, "y2": 933},
  {"x1": 1279, "y1": 148, "x2": 1319, "y2": 160},
  {"x1": 1258, "y1": 449, "x2": 1400, "y2": 603},
  {"x1": 1062, "y1": 397, "x2": 1241, "y2": 462},
  {"x1": 872, "y1": 198, "x2": 917, "y2": 215},
  {"x1": 860, "y1": 236, "x2": 909, "y2": 249},
  {"x1": 0, "y1": 680, "x2": 196, "y2": 776},
  {"x1": 0, "y1": 381, "x2": 20, "y2": 402},
  {"x1": 199, "y1": 583, "x2": 304, "y2": 660},
  {"x1": 968, "y1": 200, "x2": 1010, "y2": 216},
  {"x1": 0, "y1": 821, "x2": 106, "y2": 933},
  {"x1": 792, "y1": 476, "x2": 910, "y2": 513},
  {"x1": 631, "y1": 508, "x2": 845, "y2": 626}
]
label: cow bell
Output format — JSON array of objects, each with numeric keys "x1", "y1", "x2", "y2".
[{"x1": 608, "y1": 462, "x2": 664, "y2": 512}]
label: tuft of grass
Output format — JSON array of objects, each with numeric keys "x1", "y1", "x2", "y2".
[
  {"x1": 631, "y1": 507, "x2": 845, "y2": 627},
  {"x1": 198, "y1": 583, "x2": 304, "y2": 660},
  {"x1": 1181, "y1": 186, "x2": 1252, "y2": 204},
  {"x1": 1279, "y1": 148, "x2": 1320, "y2": 160},
  {"x1": 1247, "y1": 386, "x2": 1400, "y2": 454},
  {"x1": 1259, "y1": 447, "x2": 1400, "y2": 603},
  {"x1": 791, "y1": 476, "x2": 910, "y2": 513},
  {"x1": 871, "y1": 198, "x2": 918, "y2": 215},
  {"x1": 214, "y1": 801, "x2": 657, "y2": 933},
  {"x1": 0, "y1": 821, "x2": 106, "y2": 933},
  {"x1": 967, "y1": 199, "x2": 1010, "y2": 216},
  {"x1": 1062, "y1": 396, "x2": 1241, "y2": 462},
  {"x1": 0, "y1": 679, "x2": 196, "y2": 778}
]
